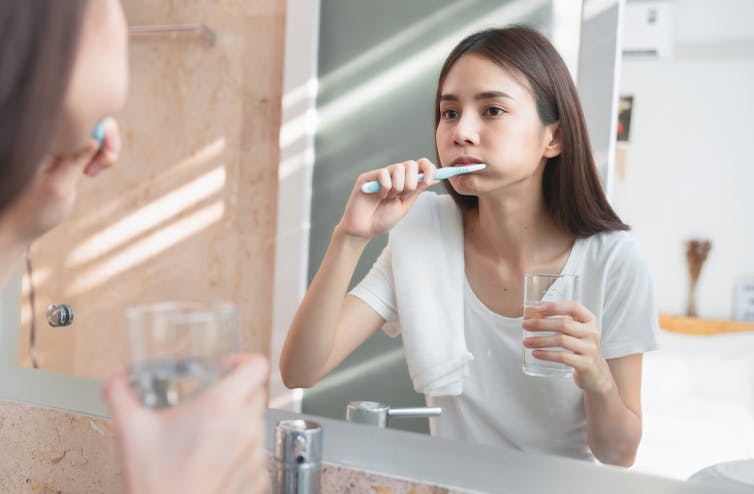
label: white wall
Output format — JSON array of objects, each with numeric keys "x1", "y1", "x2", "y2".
[{"x1": 612, "y1": 1, "x2": 754, "y2": 319}]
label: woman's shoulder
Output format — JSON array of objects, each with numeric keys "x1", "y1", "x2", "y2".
[{"x1": 579, "y1": 230, "x2": 648, "y2": 270}]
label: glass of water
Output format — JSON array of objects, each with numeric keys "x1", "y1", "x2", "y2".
[
  {"x1": 522, "y1": 273, "x2": 579, "y2": 378},
  {"x1": 125, "y1": 301, "x2": 240, "y2": 409}
]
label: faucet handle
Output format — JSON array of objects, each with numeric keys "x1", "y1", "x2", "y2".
[
  {"x1": 346, "y1": 401, "x2": 441, "y2": 428},
  {"x1": 388, "y1": 406, "x2": 442, "y2": 419}
]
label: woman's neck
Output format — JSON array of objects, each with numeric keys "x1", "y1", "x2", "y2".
[{"x1": 464, "y1": 184, "x2": 574, "y2": 271}]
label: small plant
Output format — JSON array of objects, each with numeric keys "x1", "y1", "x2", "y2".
[{"x1": 685, "y1": 239, "x2": 712, "y2": 317}]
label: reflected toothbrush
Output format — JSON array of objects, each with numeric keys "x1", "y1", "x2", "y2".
[{"x1": 360, "y1": 163, "x2": 486, "y2": 194}]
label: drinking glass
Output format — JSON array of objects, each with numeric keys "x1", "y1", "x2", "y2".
[
  {"x1": 125, "y1": 301, "x2": 239, "y2": 409},
  {"x1": 522, "y1": 273, "x2": 579, "y2": 378}
]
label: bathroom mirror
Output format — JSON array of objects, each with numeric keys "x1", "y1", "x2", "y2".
[{"x1": 302, "y1": 0, "x2": 615, "y2": 433}]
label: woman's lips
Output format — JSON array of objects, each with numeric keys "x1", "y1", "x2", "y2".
[{"x1": 450, "y1": 156, "x2": 483, "y2": 166}]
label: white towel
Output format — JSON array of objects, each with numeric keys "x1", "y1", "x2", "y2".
[{"x1": 384, "y1": 193, "x2": 473, "y2": 396}]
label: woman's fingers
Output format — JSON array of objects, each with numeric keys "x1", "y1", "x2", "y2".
[
  {"x1": 388, "y1": 162, "x2": 406, "y2": 199},
  {"x1": 522, "y1": 316, "x2": 590, "y2": 338},
  {"x1": 404, "y1": 160, "x2": 419, "y2": 193},
  {"x1": 523, "y1": 333, "x2": 588, "y2": 354},
  {"x1": 85, "y1": 117, "x2": 121, "y2": 177},
  {"x1": 206, "y1": 353, "x2": 269, "y2": 406},
  {"x1": 359, "y1": 158, "x2": 439, "y2": 199},
  {"x1": 538, "y1": 301, "x2": 594, "y2": 323},
  {"x1": 416, "y1": 157, "x2": 437, "y2": 186},
  {"x1": 376, "y1": 168, "x2": 392, "y2": 199},
  {"x1": 531, "y1": 349, "x2": 582, "y2": 368}
]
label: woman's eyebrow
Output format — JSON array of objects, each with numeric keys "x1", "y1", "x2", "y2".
[
  {"x1": 476, "y1": 90, "x2": 513, "y2": 100},
  {"x1": 439, "y1": 91, "x2": 514, "y2": 101}
]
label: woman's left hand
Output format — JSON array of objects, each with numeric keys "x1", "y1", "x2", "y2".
[{"x1": 522, "y1": 301, "x2": 614, "y2": 394}]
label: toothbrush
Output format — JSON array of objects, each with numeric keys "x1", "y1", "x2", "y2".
[
  {"x1": 360, "y1": 163, "x2": 486, "y2": 193},
  {"x1": 92, "y1": 120, "x2": 106, "y2": 148}
]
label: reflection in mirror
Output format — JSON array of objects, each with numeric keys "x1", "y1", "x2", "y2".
[
  {"x1": 282, "y1": 0, "x2": 754, "y2": 485},
  {"x1": 303, "y1": 0, "x2": 587, "y2": 435}
]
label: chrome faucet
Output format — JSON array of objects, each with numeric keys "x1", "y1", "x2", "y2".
[
  {"x1": 346, "y1": 401, "x2": 441, "y2": 428},
  {"x1": 273, "y1": 419, "x2": 322, "y2": 494}
]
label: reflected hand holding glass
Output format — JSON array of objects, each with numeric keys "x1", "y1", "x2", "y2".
[{"x1": 522, "y1": 274, "x2": 614, "y2": 394}]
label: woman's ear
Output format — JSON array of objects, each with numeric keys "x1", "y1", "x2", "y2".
[{"x1": 543, "y1": 122, "x2": 562, "y2": 158}]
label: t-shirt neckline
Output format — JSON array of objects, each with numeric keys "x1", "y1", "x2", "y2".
[{"x1": 463, "y1": 236, "x2": 585, "y2": 322}]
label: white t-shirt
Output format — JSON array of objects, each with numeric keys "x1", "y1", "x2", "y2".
[{"x1": 350, "y1": 197, "x2": 660, "y2": 461}]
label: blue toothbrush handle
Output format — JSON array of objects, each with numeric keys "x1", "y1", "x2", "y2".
[
  {"x1": 361, "y1": 181, "x2": 382, "y2": 193},
  {"x1": 361, "y1": 173, "x2": 435, "y2": 193},
  {"x1": 92, "y1": 120, "x2": 106, "y2": 148},
  {"x1": 359, "y1": 168, "x2": 461, "y2": 194}
]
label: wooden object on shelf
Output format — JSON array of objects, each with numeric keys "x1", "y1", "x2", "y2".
[
  {"x1": 659, "y1": 313, "x2": 754, "y2": 335},
  {"x1": 684, "y1": 239, "x2": 712, "y2": 317}
]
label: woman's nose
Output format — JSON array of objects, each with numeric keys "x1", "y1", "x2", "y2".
[{"x1": 452, "y1": 113, "x2": 480, "y2": 145}]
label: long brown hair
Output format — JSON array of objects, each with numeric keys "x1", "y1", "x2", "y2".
[
  {"x1": 0, "y1": 1, "x2": 89, "y2": 213},
  {"x1": 435, "y1": 26, "x2": 628, "y2": 237}
]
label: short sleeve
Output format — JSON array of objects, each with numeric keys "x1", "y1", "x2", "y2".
[
  {"x1": 349, "y1": 245, "x2": 401, "y2": 336},
  {"x1": 600, "y1": 236, "x2": 660, "y2": 359}
]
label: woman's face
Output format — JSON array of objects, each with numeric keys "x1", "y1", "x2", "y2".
[
  {"x1": 435, "y1": 53, "x2": 559, "y2": 198},
  {"x1": 4, "y1": 0, "x2": 130, "y2": 240},
  {"x1": 51, "y1": 0, "x2": 129, "y2": 154}
]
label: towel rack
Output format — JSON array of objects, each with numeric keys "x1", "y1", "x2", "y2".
[{"x1": 129, "y1": 23, "x2": 216, "y2": 47}]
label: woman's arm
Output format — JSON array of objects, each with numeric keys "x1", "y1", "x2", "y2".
[
  {"x1": 280, "y1": 159, "x2": 438, "y2": 388},
  {"x1": 279, "y1": 227, "x2": 385, "y2": 388},
  {"x1": 522, "y1": 302, "x2": 644, "y2": 466},
  {"x1": 583, "y1": 354, "x2": 643, "y2": 466}
]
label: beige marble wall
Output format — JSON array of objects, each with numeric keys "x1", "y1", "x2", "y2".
[
  {"x1": 18, "y1": 0, "x2": 285, "y2": 378},
  {"x1": 0, "y1": 402, "x2": 122, "y2": 494},
  {"x1": 0, "y1": 402, "x2": 474, "y2": 494}
]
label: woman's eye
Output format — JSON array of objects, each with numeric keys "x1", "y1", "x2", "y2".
[
  {"x1": 441, "y1": 109, "x2": 459, "y2": 120},
  {"x1": 484, "y1": 107, "x2": 505, "y2": 117}
]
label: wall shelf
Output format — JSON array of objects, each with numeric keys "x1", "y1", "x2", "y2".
[{"x1": 659, "y1": 313, "x2": 754, "y2": 335}]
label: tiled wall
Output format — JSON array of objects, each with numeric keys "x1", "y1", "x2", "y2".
[{"x1": 19, "y1": 0, "x2": 285, "y2": 379}]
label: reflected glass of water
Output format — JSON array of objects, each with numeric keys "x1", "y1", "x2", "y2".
[
  {"x1": 125, "y1": 301, "x2": 239, "y2": 409},
  {"x1": 522, "y1": 273, "x2": 579, "y2": 378}
]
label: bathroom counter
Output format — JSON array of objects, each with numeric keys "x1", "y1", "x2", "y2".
[{"x1": 266, "y1": 408, "x2": 748, "y2": 494}]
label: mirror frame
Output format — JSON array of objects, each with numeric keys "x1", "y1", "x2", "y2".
[{"x1": 0, "y1": 267, "x2": 106, "y2": 416}]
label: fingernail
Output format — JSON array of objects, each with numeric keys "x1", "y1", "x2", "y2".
[
  {"x1": 86, "y1": 164, "x2": 103, "y2": 177},
  {"x1": 110, "y1": 134, "x2": 122, "y2": 153}
]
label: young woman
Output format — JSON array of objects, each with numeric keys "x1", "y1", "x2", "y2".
[
  {"x1": 281, "y1": 26, "x2": 658, "y2": 466},
  {"x1": 0, "y1": 2, "x2": 269, "y2": 492}
]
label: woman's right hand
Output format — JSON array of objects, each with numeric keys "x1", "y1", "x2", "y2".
[
  {"x1": 104, "y1": 353, "x2": 270, "y2": 494},
  {"x1": 337, "y1": 157, "x2": 438, "y2": 240}
]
